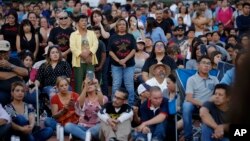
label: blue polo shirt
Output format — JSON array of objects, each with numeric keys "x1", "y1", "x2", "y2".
[{"x1": 140, "y1": 97, "x2": 169, "y2": 122}]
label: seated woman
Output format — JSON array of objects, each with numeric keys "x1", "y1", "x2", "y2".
[
  {"x1": 210, "y1": 51, "x2": 222, "y2": 70},
  {"x1": 44, "y1": 76, "x2": 79, "y2": 130},
  {"x1": 4, "y1": 82, "x2": 53, "y2": 141},
  {"x1": 35, "y1": 45, "x2": 72, "y2": 99},
  {"x1": 64, "y1": 77, "x2": 107, "y2": 140}
]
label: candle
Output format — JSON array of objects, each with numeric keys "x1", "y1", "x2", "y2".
[
  {"x1": 85, "y1": 130, "x2": 91, "y2": 141},
  {"x1": 59, "y1": 126, "x2": 64, "y2": 141},
  {"x1": 147, "y1": 132, "x2": 152, "y2": 141},
  {"x1": 56, "y1": 124, "x2": 60, "y2": 140}
]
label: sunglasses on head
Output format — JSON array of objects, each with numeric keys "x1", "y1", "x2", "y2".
[{"x1": 59, "y1": 17, "x2": 68, "y2": 20}]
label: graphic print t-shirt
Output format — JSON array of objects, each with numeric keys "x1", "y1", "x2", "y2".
[
  {"x1": 48, "y1": 26, "x2": 74, "y2": 52},
  {"x1": 108, "y1": 33, "x2": 136, "y2": 67}
]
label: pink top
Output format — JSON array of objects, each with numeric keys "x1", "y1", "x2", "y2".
[
  {"x1": 216, "y1": 7, "x2": 233, "y2": 28},
  {"x1": 75, "y1": 96, "x2": 108, "y2": 128}
]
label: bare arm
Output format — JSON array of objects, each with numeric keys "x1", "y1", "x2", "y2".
[
  {"x1": 77, "y1": 83, "x2": 87, "y2": 107},
  {"x1": 51, "y1": 104, "x2": 68, "y2": 119},
  {"x1": 16, "y1": 35, "x2": 21, "y2": 53},
  {"x1": 109, "y1": 51, "x2": 120, "y2": 63},
  {"x1": 34, "y1": 34, "x2": 39, "y2": 59},
  {"x1": 0, "y1": 35, "x2": 3, "y2": 40},
  {"x1": 28, "y1": 113, "x2": 36, "y2": 129},
  {"x1": 99, "y1": 24, "x2": 110, "y2": 39},
  {"x1": 200, "y1": 107, "x2": 218, "y2": 129},
  {"x1": 186, "y1": 93, "x2": 203, "y2": 107},
  {"x1": 0, "y1": 119, "x2": 7, "y2": 126},
  {"x1": 142, "y1": 71, "x2": 149, "y2": 82},
  {"x1": 0, "y1": 72, "x2": 17, "y2": 80}
]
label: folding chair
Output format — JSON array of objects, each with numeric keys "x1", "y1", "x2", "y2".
[
  {"x1": 175, "y1": 69, "x2": 219, "y2": 141},
  {"x1": 217, "y1": 61, "x2": 234, "y2": 81}
]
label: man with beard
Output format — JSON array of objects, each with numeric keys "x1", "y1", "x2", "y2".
[{"x1": 169, "y1": 25, "x2": 187, "y2": 45}]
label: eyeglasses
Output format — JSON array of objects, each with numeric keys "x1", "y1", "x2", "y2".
[
  {"x1": 59, "y1": 17, "x2": 68, "y2": 20},
  {"x1": 200, "y1": 61, "x2": 211, "y2": 66},
  {"x1": 155, "y1": 45, "x2": 165, "y2": 48},
  {"x1": 114, "y1": 95, "x2": 125, "y2": 101}
]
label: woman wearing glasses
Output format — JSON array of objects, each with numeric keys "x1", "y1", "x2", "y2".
[
  {"x1": 141, "y1": 41, "x2": 177, "y2": 82},
  {"x1": 64, "y1": 76, "x2": 107, "y2": 140}
]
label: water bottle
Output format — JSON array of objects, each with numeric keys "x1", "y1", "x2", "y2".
[{"x1": 40, "y1": 110, "x2": 47, "y2": 128}]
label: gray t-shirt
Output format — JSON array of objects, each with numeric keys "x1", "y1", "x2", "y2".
[{"x1": 186, "y1": 73, "x2": 219, "y2": 103}]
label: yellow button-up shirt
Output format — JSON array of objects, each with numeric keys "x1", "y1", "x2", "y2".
[{"x1": 70, "y1": 30, "x2": 99, "y2": 67}]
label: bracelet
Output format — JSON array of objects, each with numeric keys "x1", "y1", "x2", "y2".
[{"x1": 10, "y1": 64, "x2": 16, "y2": 71}]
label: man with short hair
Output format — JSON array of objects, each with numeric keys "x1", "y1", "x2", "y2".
[
  {"x1": 98, "y1": 88, "x2": 133, "y2": 141},
  {"x1": 236, "y1": 2, "x2": 250, "y2": 35},
  {"x1": 183, "y1": 55, "x2": 219, "y2": 141},
  {"x1": 48, "y1": 11, "x2": 74, "y2": 60},
  {"x1": 155, "y1": 9, "x2": 174, "y2": 35},
  {"x1": 0, "y1": 40, "x2": 28, "y2": 105},
  {"x1": 134, "y1": 86, "x2": 169, "y2": 141},
  {"x1": 200, "y1": 84, "x2": 230, "y2": 141}
]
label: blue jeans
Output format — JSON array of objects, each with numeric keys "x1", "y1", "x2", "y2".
[
  {"x1": 64, "y1": 123, "x2": 100, "y2": 140},
  {"x1": 42, "y1": 86, "x2": 57, "y2": 100},
  {"x1": 101, "y1": 56, "x2": 110, "y2": 97},
  {"x1": 111, "y1": 65, "x2": 135, "y2": 106},
  {"x1": 0, "y1": 123, "x2": 11, "y2": 138},
  {"x1": 44, "y1": 117, "x2": 58, "y2": 131},
  {"x1": 0, "y1": 91, "x2": 11, "y2": 106},
  {"x1": 24, "y1": 90, "x2": 39, "y2": 108},
  {"x1": 134, "y1": 121, "x2": 167, "y2": 141},
  {"x1": 202, "y1": 124, "x2": 229, "y2": 141},
  {"x1": 182, "y1": 101, "x2": 199, "y2": 140},
  {"x1": 13, "y1": 115, "x2": 53, "y2": 141}
]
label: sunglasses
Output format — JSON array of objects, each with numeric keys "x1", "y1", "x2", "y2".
[{"x1": 59, "y1": 17, "x2": 68, "y2": 20}]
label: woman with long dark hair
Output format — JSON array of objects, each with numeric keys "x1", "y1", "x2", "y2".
[
  {"x1": 128, "y1": 15, "x2": 144, "y2": 40},
  {"x1": 16, "y1": 19, "x2": 39, "y2": 59},
  {"x1": 145, "y1": 17, "x2": 167, "y2": 44},
  {"x1": 0, "y1": 10, "x2": 19, "y2": 58},
  {"x1": 90, "y1": 10, "x2": 110, "y2": 39}
]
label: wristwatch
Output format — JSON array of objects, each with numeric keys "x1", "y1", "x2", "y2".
[{"x1": 10, "y1": 64, "x2": 16, "y2": 71}]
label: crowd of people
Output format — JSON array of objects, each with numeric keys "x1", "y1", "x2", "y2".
[{"x1": 0, "y1": 0, "x2": 250, "y2": 140}]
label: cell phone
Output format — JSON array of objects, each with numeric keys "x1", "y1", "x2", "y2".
[
  {"x1": 200, "y1": 44, "x2": 207, "y2": 55},
  {"x1": 86, "y1": 70, "x2": 94, "y2": 81}
]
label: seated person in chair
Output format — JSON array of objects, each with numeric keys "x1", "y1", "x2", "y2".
[
  {"x1": 200, "y1": 84, "x2": 230, "y2": 141},
  {"x1": 183, "y1": 55, "x2": 219, "y2": 141},
  {"x1": 98, "y1": 88, "x2": 133, "y2": 141}
]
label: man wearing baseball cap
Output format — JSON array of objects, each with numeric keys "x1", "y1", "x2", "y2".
[{"x1": 0, "y1": 40, "x2": 28, "y2": 105}]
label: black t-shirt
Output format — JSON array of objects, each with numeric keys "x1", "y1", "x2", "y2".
[
  {"x1": 142, "y1": 55, "x2": 177, "y2": 73},
  {"x1": 156, "y1": 19, "x2": 174, "y2": 34},
  {"x1": 203, "y1": 101, "x2": 228, "y2": 124},
  {"x1": 0, "y1": 23, "x2": 19, "y2": 51},
  {"x1": 108, "y1": 33, "x2": 136, "y2": 67},
  {"x1": 96, "y1": 40, "x2": 106, "y2": 66},
  {"x1": 48, "y1": 26, "x2": 74, "y2": 52}
]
